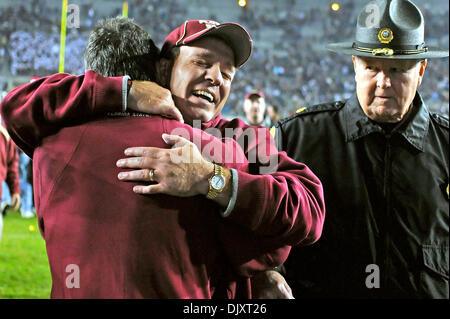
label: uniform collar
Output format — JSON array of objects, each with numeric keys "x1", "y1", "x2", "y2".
[{"x1": 344, "y1": 93, "x2": 430, "y2": 151}]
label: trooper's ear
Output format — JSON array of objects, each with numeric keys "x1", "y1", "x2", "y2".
[
  {"x1": 352, "y1": 55, "x2": 359, "y2": 82},
  {"x1": 156, "y1": 58, "x2": 172, "y2": 89},
  {"x1": 417, "y1": 59, "x2": 427, "y2": 87},
  {"x1": 352, "y1": 56, "x2": 358, "y2": 72}
]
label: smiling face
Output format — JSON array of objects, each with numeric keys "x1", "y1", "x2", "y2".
[
  {"x1": 353, "y1": 56, "x2": 427, "y2": 123},
  {"x1": 168, "y1": 37, "x2": 236, "y2": 124}
]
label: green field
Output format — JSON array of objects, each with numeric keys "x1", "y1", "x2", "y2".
[{"x1": 0, "y1": 210, "x2": 51, "y2": 299}]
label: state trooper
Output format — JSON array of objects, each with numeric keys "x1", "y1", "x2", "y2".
[{"x1": 254, "y1": 0, "x2": 449, "y2": 299}]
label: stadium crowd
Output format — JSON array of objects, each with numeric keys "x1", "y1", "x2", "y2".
[{"x1": 0, "y1": 0, "x2": 448, "y2": 118}]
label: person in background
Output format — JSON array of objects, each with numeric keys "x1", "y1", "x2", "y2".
[
  {"x1": 0, "y1": 118, "x2": 21, "y2": 241},
  {"x1": 242, "y1": 91, "x2": 271, "y2": 128},
  {"x1": 267, "y1": 104, "x2": 281, "y2": 127},
  {"x1": 18, "y1": 150, "x2": 34, "y2": 218}
]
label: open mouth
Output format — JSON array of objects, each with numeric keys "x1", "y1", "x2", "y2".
[{"x1": 193, "y1": 90, "x2": 214, "y2": 103}]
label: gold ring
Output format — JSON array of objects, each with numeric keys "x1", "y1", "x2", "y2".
[{"x1": 148, "y1": 169, "x2": 155, "y2": 182}]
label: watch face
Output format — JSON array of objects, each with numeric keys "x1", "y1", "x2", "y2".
[{"x1": 211, "y1": 175, "x2": 225, "y2": 190}]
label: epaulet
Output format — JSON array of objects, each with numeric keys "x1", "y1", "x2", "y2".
[
  {"x1": 430, "y1": 112, "x2": 449, "y2": 129},
  {"x1": 276, "y1": 101, "x2": 345, "y2": 127}
]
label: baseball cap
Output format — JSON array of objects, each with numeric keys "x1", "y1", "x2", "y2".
[
  {"x1": 245, "y1": 91, "x2": 265, "y2": 99},
  {"x1": 163, "y1": 19, "x2": 253, "y2": 68}
]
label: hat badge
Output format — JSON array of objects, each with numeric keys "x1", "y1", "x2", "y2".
[
  {"x1": 378, "y1": 28, "x2": 394, "y2": 44},
  {"x1": 198, "y1": 20, "x2": 220, "y2": 29}
]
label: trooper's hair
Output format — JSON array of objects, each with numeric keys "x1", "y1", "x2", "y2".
[
  {"x1": 84, "y1": 17, "x2": 159, "y2": 81},
  {"x1": 353, "y1": 55, "x2": 427, "y2": 68}
]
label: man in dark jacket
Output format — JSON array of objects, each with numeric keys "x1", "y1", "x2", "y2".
[{"x1": 264, "y1": 0, "x2": 448, "y2": 299}]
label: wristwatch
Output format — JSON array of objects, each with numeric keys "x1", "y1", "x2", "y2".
[{"x1": 206, "y1": 164, "x2": 227, "y2": 200}]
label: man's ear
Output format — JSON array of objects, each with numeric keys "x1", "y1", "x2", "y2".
[
  {"x1": 156, "y1": 58, "x2": 172, "y2": 89},
  {"x1": 417, "y1": 59, "x2": 427, "y2": 87},
  {"x1": 352, "y1": 55, "x2": 358, "y2": 81}
]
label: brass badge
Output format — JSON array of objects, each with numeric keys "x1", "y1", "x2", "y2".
[
  {"x1": 372, "y1": 48, "x2": 394, "y2": 56},
  {"x1": 378, "y1": 28, "x2": 394, "y2": 44}
]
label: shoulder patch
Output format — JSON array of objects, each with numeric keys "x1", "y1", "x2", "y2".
[
  {"x1": 430, "y1": 112, "x2": 449, "y2": 129},
  {"x1": 269, "y1": 125, "x2": 275, "y2": 137},
  {"x1": 277, "y1": 101, "x2": 345, "y2": 127}
]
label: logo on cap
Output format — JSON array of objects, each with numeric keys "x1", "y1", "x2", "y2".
[
  {"x1": 378, "y1": 28, "x2": 393, "y2": 44},
  {"x1": 198, "y1": 20, "x2": 220, "y2": 29}
]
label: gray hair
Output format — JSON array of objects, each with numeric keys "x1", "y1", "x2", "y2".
[{"x1": 84, "y1": 17, "x2": 159, "y2": 81}]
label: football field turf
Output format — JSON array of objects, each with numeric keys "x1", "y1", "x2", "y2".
[{"x1": 0, "y1": 210, "x2": 51, "y2": 299}]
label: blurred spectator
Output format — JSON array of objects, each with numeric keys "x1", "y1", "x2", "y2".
[
  {"x1": 242, "y1": 91, "x2": 271, "y2": 128},
  {"x1": 0, "y1": 118, "x2": 21, "y2": 241},
  {"x1": 267, "y1": 105, "x2": 281, "y2": 127},
  {"x1": 18, "y1": 150, "x2": 34, "y2": 218}
]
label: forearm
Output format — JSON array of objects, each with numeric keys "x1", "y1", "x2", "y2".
[
  {"x1": 225, "y1": 155, "x2": 325, "y2": 246},
  {"x1": 127, "y1": 80, "x2": 183, "y2": 122},
  {"x1": 218, "y1": 220, "x2": 291, "y2": 276},
  {"x1": 6, "y1": 145, "x2": 20, "y2": 195},
  {"x1": 0, "y1": 71, "x2": 124, "y2": 156},
  {"x1": 6, "y1": 171, "x2": 20, "y2": 195},
  {"x1": 198, "y1": 125, "x2": 325, "y2": 246}
]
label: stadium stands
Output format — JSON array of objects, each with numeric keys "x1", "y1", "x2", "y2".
[{"x1": 0, "y1": 0, "x2": 448, "y2": 118}]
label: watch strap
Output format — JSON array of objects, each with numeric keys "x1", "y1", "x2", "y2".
[{"x1": 206, "y1": 164, "x2": 225, "y2": 200}]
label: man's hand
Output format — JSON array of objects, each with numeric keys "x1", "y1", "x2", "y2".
[
  {"x1": 251, "y1": 270, "x2": 294, "y2": 299},
  {"x1": 117, "y1": 134, "x2": 214, "y2": 197},
  {"x1": 127, "y1": 81, "x2": 184, "y2": 123},
  {"x1": 11, "y1": 193, "x2": 21, "y2": 211}
]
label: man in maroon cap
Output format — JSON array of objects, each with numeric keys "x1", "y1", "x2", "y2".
[
  {"x1": 115, "y1": 20, "x2": 324, "y2": 250},
  {"x1": 1, "y1": 19, "x2": 325, "y2": 298}
]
